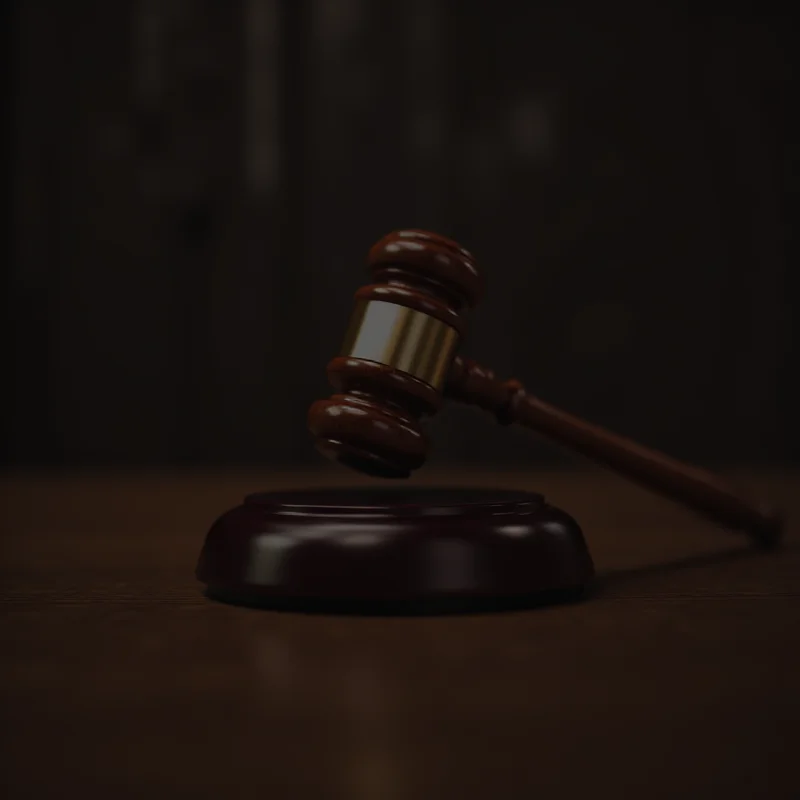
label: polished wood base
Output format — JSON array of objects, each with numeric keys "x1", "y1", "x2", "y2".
[{"x1": 196, "y1": 486, "x2": 594, "y2": 612}]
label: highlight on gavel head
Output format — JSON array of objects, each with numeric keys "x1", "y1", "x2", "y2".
[{"x1": 307, "y1": 229, "x2": 483, "y2": 478}]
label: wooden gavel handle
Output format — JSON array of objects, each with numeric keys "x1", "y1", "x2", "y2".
[{"x1": 447, "y1": 357, "x2": 783, "y2": 547}]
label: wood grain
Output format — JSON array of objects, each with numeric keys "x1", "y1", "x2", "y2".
[{"x1": 1, "y1": 470, "x2": 798, "y2": 799}]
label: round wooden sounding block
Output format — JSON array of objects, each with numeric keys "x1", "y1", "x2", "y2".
[{"x1": 196, "y1": 487, "x2": 594, "y2": 613}]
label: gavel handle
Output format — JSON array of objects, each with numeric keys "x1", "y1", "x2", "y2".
[{"x1": 446, "y1": 357, "x2": 783, "y2": 547}]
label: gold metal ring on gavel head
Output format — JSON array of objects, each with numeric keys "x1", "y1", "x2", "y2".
[{"x1": 340, "y1": 299, "x2": 460, "y2": 391}]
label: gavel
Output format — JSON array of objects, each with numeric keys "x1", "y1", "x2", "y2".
[{"x1": 308, "y1": 229, "x2": 782, "y2": 548}]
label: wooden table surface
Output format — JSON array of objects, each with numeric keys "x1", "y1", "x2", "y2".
[{"x1": 1, "y1": 469, "x2": 798, "y2": 800}]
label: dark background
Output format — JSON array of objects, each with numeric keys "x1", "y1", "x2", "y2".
[{"x1": 4, "y1": 1, "x2": 796, "y2": 470}]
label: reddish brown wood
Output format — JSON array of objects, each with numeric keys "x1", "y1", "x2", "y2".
[
  {"x1": 196, "y1": 486, "x2": 593, "y2": 611},
  {"x1": 308, "y1": 359, "x2": 435, "y2": 478},
  {"x1": 308, "y1": 230, "x2": 481, "y2": 477},
  {"x1": 2, "y1": 472, "x2": 798, "y2": 800},
  {"x1": 448, "y1": 357, "x2": 783, "y2": 546},
  {"x1": 368, "y1": 228, "x2": 484, "y2": 311},
  {"x1": 309, "y1": 230, "x2": 783, "y2": 545}
]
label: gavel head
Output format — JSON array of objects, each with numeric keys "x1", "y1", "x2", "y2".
[{"x1": 307, "y1": 229, "x2": 483, "y2": 478}]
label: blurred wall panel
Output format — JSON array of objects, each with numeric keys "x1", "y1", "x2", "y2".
[
  {"x1": 429, "y1": 4, "x2": 790, "y2": 467},
  {"x1": 6, "y1": 1, "x2": 793, "y2": 467},
  {"x1": 130, "y1": 0, "x2": 250, "y2": 463}
]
